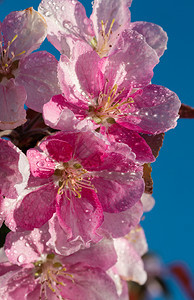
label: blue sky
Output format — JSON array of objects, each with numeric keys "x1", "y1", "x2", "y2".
[{"x1": 0, "y1": 1, "x2": 193, "y2": 299}]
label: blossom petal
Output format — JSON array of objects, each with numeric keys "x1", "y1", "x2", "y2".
[
  {"x1": 43, "y1": 94, "x2": 83, "y2": 131},
  {"x1": 38, "y1": 0, "x2": 94, "y2": 56},
  {"x1": 0, "y1": 139, "x2": 30, "y2": 199},
  {"x1": 40, "y1": 138, "x2": 73, "y2": 163},
  {"x1": 108, "y1": 123, "x2": 155, "y2": 163},
  {"x1": 130, "y1": 21, "x2": 168, "y2": 58},
  {"x1": 104, "y1": 29, "x2": 159, "y2": 89},
  {"x1": 2, "y1": 8, "x2": 47, "y2": 58},
  {"x1": 64, "y1": 237, "x2": 117, "y2": 271},
  {"x1": 56, "y1": 188, "x2": 103, "y2": 244},
  {"x1": 0, "y1": 80, "x2": 27, "y2": 130},
  {"x1": 58, "y1": 44, "x2": 103, "y2": 102},
  {"x1": 92, "y1": 171, "x2": 144, "y2": 212},
  {"x1": 27, "y1": 148, "x2": 56, "y2": 178},
  {"x1": 124, "y1": 84, "x2": 181, "y2": 134},
  {"x1": 91, "y1": 0, "x2": 132, "y2": 40},
  {"x1": 17, "y1": 51, "x2": 60, "y2": 112},
  {"x1": 102, "y1": 200, "x2": 143, "y2": 238},
  {"x1": 13, "y1": 182, "x2": 56, "y2": 230},
  {"x1": 59, "y1": 264, "x2": 118, "y2": 300},
  {"x1": 5, "y1": 227, "x2": 50, "y2": 265},
  {"x1": 114, "y1": 237, "x2": 147, "y2": 284}
]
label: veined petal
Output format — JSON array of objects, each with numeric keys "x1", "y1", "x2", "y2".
[
  {"x1": 38, "y1": 0, "x2": 94, "y2": 56},
  {"x1": 130, "y1": 21, "x2": 168, "y2": 58},
  {"x1": 0, "y1": 139, "x2": 30, "y2": 199},
  {"x1": 0, "y1": 80, "x2": 27, "y2": 130},
  {"x1": 91, "y1": 0, "x2": 132, "y2": 41},
  {"x1": 124, "y1": 84, "x2": 181, "y2": 134},
  {"x1": 102, "y1": 200, "x2": 143, "y2": 238},
  {"x1": 56, "y1": 188, "x2": 103, "y2": 244},
  {"x1": 58, "y1": 42, "x2": 103, "y2": 102},
  {"x1": 27, "y1": 148, "x2": 56, "y2": 178},
  {"x1": 64, "y1": 238, "x2": 117, "y2": 271},
  {"x1": 17, "y1": 51, "x2": 60, "y2": 112},
  {"x1": 92, "y1": 171, "x2": 144, "y2": 213},
  {"x1": 2, "y1": 8, "x2": 47, "y2": 58},
  {"x1": 43, "y1": 94, "x2": 84, "y2": 131},
  {"x1": 108, "y1": 124, "x2": 155, "y2": 163},
  {"x1": 103, "y1": 29, "x2": 159, "y2": 89},
  {"x1": 13, "y1": 181, "x2": 56, "y2": 230}
]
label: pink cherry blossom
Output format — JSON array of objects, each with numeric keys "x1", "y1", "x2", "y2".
[
  {"x1": 43, "y1": 39, "x2": 180, "y2": 163},
  {"x1": 0, "y1": 8, "x2": 60, "y2": 129},
  {"x1": 1, "y1": 229, "x2": 118, "y2": 300},
  {"x1": 13, "y1": 130, "x2": 144, "y2": 246},
  {"x1": 0, "y1": 138, "x2": 30, "y2": 230},
  {"x1": 38, "y1": 0, "x2": 167, "y2": 59}
]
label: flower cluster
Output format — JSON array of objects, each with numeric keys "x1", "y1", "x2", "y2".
[{"x1": 0, "y1": 0, "x2": 181, "y2": 299}]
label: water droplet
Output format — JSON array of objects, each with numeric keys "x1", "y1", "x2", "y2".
[
  {"x1": 45, "y1": 11, "x2": 52, "y2": 17},
  {"x1": 88, "y1": 218, "x2": 92, "y2": 222},
  {"x1": 61, "y1": 5, "x2": 65, "y2": 10},
  {"x1": 25, "y1": 242, "x2": 30, "y2": 247},
  {"x1": 17, "y1": 254, "x2": 26, "y2": 263}
]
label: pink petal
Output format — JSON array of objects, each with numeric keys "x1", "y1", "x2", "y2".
[
  {"x1": 17, "y1": 51, "x2": 60, "y2": 112},
  {"x1": 102, "y1": 200, "x2": 143, "y2": 238},
  {"x1": 38, "y1": 0, "x2": 94, "y2": 56},
  {"x1": 103, "y1": 29, "x2": 159, "y2": 89},
  {"x1": 2, "y1": 8, "x2": 47, "y2": 58},
  {"x1": 27, "y1": 148, "x2": 56, "y2": 178},
  {"x1": 125, "y1": 84, "x2": 181, "y2": 134},
  {"x1": 92, "y1": 171, "x2": 144, "y2": 213},
  {"x1": 64, "y1": 237, "x2": 117, "y2": 271},
  {"x1": 126, "y1": 225, "x2": 148, "y2": 257},
  {"x1": 0, "y1": 80, "x2": 27, "y2": 130},
  {"x1": 0, "y1": 139, "x2": 30, "y2": 199},
  {"x1": 91, "y1": 0, "x2": 132, "y2": 41},
  {"x1": 114, "y1": 237, "x2": 147, "y2": 284},
  {"x1": 141, "y1": 193, "x2": 155, "y2": 212},
  {"x1": 43, "y1": 94, "x2": 83, "y2": 131},
  {"x1": 40, "y1": 138, "x2": 73, "y2": 163},
  {"x1": 13, "y1": 182, "x2": 56, "y2": 230},
  {"x1": 108, "y1": 123, "x2": 155, "y2": 163},
  {"x1": 130, "y1": 21, "x2": 168, "y2": 58},
  {"x1": 59, "y1": 264, "x2": 118, "y2": 300},
  {"x1": 5, "y1": 226, "x2": 50, "y2": 265},
  {"x1": 47, "y1": 214, "x2": 86, "y2": 256},
  {"x1": 56, "y1": 188, "x2": 103, "y2": 244},
  {"x1": 58, "y1": 43, "x2": 103, "y2": 102}
]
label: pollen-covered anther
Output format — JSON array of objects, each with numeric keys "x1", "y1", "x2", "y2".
[
  {"x1": 34, "y1": 253, "x2": 74, "y2": 300},
  {"x1": 53, "y1": 161, "x2": 96, "y2": 199}
]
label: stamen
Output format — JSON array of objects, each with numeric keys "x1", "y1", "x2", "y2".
[
  {"x1": 34, "y1": 254, "x2": 74, "y2": 300},
  {"x1": 54, "y1": 161, "x2": 95, "y2": 200}
]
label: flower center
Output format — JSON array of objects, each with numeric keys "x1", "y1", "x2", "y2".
[
  {"x1": 91, "y1": 19, "x2": 115, "y2": 58},
  {"x1": 34, "y1": 253, "x2": 74, "y2": 300},
  {"x1": 88, "y1": 83, "x2": 134, "y2": 126},
  {"x1": 0, "y1": 34, "x2": 25, "y2": 82},
  {"x1": 53, "y1": 161, "x2": 96, "y2": 199}
]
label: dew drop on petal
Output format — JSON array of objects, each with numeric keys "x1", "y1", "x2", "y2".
[{"x1": 17, "y1": 254, "x2": 26, "y2": 264}]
